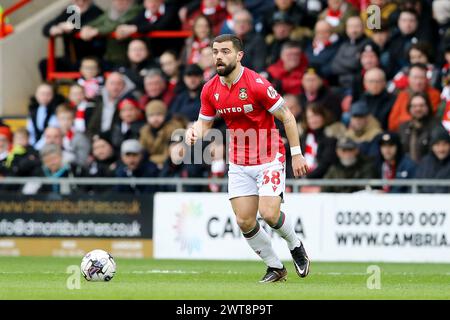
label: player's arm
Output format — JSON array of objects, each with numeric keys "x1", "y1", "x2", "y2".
[
  {"x1": 272, "y1": 104, "x2": 309, "y2": 177},
  {"x1": 185, "y1": 118, "x2": 214, "y2": 145}
]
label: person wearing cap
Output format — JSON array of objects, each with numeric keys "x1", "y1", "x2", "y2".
[
  {"x1": 115, "y1": 139, "x2": 159, "y2": 194},
  {"x1": 304, "y1": 20, "x2": 340, "y2": 79},
  {"x1": 261, "y1": 0, "x2": 306, "y2": 36},
  {"x1": 267, "y1": 41, "x2": 308, "y2": 95},
  {"x1": 346, "y1": 100, "x2": 382, "y2": 145},
  {"x1": 359, "y1": 68, "x2": 396, "y2": 130},
  {"x1": 265, "y1": 11, "x2": 296, "y2": 66},
  {"x1": 110, "y1": 97, "x2": 146, "y2": 151},
  {"x1": 169, "y1": 64, "x2": 204, "y2": 122},
  {"x1": 331, "y1": 16, "x2": 370, "y2": 91},
  {"x1": 140, "y1": 100, "x2": 185, "y2": 167},
  {"x1": 350, "y1": 42, "x2": 381, "y2": 100},
  {"x1": 376, "y1": 132, "x2": 416, "y2": 193},
  {"x1": 398, "y1": 92, "x2": 441, "y2": 163},
  {"x1": 322, "y1": 136, "x2": 377, "y2": 193},
  {"x1": 84, "y1": 133, "x2": 118, "y2": 191},
  {"x1": 415, "y1": 127, "x2": 450, "y2": 193}
]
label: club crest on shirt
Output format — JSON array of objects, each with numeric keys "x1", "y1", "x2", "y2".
[
  {"x1": 267, "y1": 86, "x2": 278, "y2": 99},
  {"x1": 239, "y1": 88, "x2": 248, "y2": 100}
]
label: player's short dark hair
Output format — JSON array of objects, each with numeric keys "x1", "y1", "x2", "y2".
[
  {"x1": 399, "y1": 8, "x2": 419, "y2": 20},
  {"x1": 212, "y1": 34, "x2": 244, "y2": 52}
]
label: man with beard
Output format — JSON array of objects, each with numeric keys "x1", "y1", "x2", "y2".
[
  {"x1": 322, "y1": 137, "x2": 377, "y2": 193},
  {"x1": 185, "y1": 34, "x2": 310, "y2": 283}
]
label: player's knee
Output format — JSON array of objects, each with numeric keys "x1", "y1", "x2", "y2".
[
  {"x1": 235, "y1": 215, "x2": 256, "y2": 232},
  {"x1": 259, "y1": 208, "x2": 279, "y2": 227}
]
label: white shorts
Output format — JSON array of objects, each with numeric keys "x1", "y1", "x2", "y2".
[{"x1": 228, "y1": 153, "x2": 286, "y2": 200}]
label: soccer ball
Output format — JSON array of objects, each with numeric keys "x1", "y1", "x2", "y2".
[{"x1": 81, "y1": 249, "x2": 116, "y2": 281}]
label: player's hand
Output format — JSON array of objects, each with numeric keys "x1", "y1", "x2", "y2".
[
  {"x1": 185, "y1": 127, "x2": 199, "y2": 145},
  {"x1": 292, "y1": 154, "x2": 309, "y2": 178}
]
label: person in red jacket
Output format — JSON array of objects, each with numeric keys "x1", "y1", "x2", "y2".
[{"x1": 266, "y1": 41, "x2": 308, "y2": 95}]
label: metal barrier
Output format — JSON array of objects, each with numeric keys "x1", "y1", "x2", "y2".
[
  {"x1": 0, "y1": 0, "x2": 32, "y2": 38},
  {"x1": 1, "y1": 177, "x2": 450, "y2": 193}
]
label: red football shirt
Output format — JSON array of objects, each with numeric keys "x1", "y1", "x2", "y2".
[{"x1": 199, "y1": 66, "x2": 285, "y2": 165}]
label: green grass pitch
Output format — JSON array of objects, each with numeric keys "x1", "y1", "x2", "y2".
[{"x1": 0, "y1": 257, "x2": 449, "y2": 299}]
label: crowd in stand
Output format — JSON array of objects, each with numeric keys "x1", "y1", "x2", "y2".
[{"x1": 1, "y1": 0, "x2": 450, "y2": 194}]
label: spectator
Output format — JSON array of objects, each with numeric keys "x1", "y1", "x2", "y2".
[
  {"x1": 68, "y1": 84, "x2": 95, "y2": 134},
  {"x1": 350, "y1": 42, "x2": 381, "y2": 101},
  {"x1": 87, "y1": 72, "x2": 136, "y2": 137},
  {"x1": 298, "y1": 104, "x2": 337, "y2": 179},
  {"x1": 398, "y1": 92, "x2": 441, "y2": 163},
  {"x1": 182, "y1": 0, "x2": 227, "y2": 36},
  {"x1": 415, "y1": 127, "x2": 450, "y2": 193},
  {"x1": 110, "y1": 97, "x2": 146, "y2": 151},
  {"x1": 318, "y1": 0, "x2": 358, "y2": 36},
  {"x1": 267, "y1": 41, "x2": 308, "y2": 95},
  {"x1": 265, "y1": 12, "x2": 295, "y2": 66},
  {"x1": 39, "y1": 0, "x2": 103, "y2": 80},
  {"x1": 299, "y1": 67, "x2": 342, "y2": 122},
  {"x1": 369, "y1": 20, "x2": 391, "y2": 71},
  {"x1": 139, "y1": 69, "x2": 174, "y2": 108},
  {"x1": 41, "y1": 127, "x2": 76, "y2": 166},
  {"x1": 169, "y1": 64, "x2": 204, "y2": 122},
  {"x1": 304, "y1": 20, "x2": 340, "y2": 79},
  {"x1": 331, "y1": 16, "x2": 369, "y2": 91},
  {"x1": 84, "y1": 133, "x2": 118, "y2": 193},
  {"x1": 26, "y1": 83, "x2": 63, "y2": 150},
  {"x1": 3, "y1": 128, "x2": 40, "y2": 178},
  {"x1": 322, "y1": 137, "x2": 377, "y2": 193},
  {"x1": 24, "y1": 144, "x2": 84, "y2": 195},
  {"x1": 115, "y1": 139, "x2": 159, "y2": 194},
  {"x1": 77, "y1": 56, "x2": 104, "y2": 101},
  {"x1": 55, "y1": 104, "x2": 91, "y2": 166},
  {"x1": 233, "y1": 9, "x2": 267, "y2": 72},
  {"x1": 359, "y1": 68, "x2": 396, "y2": 130},
  {"x1": 115, "y1": 0, "x2": 182, "y2": 56},
  {"x1": 219, "y1": 0, "x2": 244, "y2": 35},
  {"x1": 261, "y1": 0, "x2": 307, "y2": 36},
  {"x1": 159, "y1": 50, "x2": 182, "y2": 97},
  {"x1": 159, "y1": 141, "x2": 208, "y2": 192},
  {"x1": 387, "y1": 9, "x2": 428, "y2": 77},
  {"x1": 376, "y1": 132, "x2": 416, "y2": 193},
  {"x1": 346, "y1": 100, "x2": 382, "y2": 148},
  {"x1": 439, "y1": 44, "x2": 450, "y2": 92},
  {"x1": 80, "y1": 0, "x2": 141, "y2": 67},
  {"x1": 0, "y1": 126, "x2": 12, "y2": 176},
  {"x1": 388, "y1": 42, "x2": 439, "y2": 93},
  {"x1": 182, "y1": 15, "x2": 213, "y2": 65},
  {"x1": 198, "y1": 46, "x2": 216, "y2": 81},
  {"x1": 140, "y1": 100, "x2": 185, "y2": 167},
  {"x1": 388, "y1": 63, "x2": 440, "y2": 132},
  {"x1": 117, "y1": 39, "x2": 158, "y2": 91}
]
